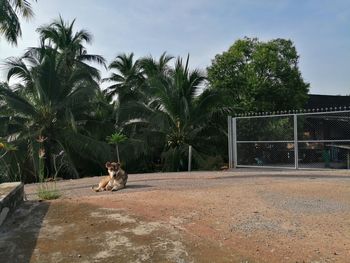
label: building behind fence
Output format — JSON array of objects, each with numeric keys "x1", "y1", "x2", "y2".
[{"x1": 228, "y1": 108, "x2": 350, "y2": 170}]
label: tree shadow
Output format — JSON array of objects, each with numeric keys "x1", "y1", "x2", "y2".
[
  {"x1": 25, "y1": 183, "x2": 154, "y2": 200},
  {"x1": 53, "y1": 183, "x2": 154, "y2": 192},
  {"x1": 131, "y1": 177, "x2": 201, "y2": 183},
  {"x1": 0, "y1": 201, "x2": 50, "y2": 263}
]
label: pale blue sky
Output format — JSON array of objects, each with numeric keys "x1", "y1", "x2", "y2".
[{"x1": 0, "y1": 0, "x2": 349, "y2": 95}]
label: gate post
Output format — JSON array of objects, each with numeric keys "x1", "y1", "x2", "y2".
[
  {"x1": 227, "y1": 116, "x2": 233, "y2": 169},
  {"x1": 232, "y1": 117, "x2": 237, "y2": 168},
  {"x1": 293, "y1": 114, "x2": 299, "y2": 169}
]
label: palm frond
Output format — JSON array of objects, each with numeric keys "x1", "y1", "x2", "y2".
[{"x1": 0, "y1": 85, "x2": 37, "y2": 117}]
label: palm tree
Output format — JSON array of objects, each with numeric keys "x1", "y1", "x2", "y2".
[
  {"x1": 103, "y1": 53, "x2": 146, "y2": 123},
  {"x1": 0, "y1": 0, "x2": 36, "y2": 45},
  {"x1": 139, "y1": 54, "x2": 222, "y2": 171},
  {"x1": 107, "y1": 132, "x2": 127, "y2": 163},
  {"x1": 37, "y1": 16, "x2": 105, "y2": 64},
  {"x1": 104, "y1": 53, "x2": 143, "y2": 98},
  {"x1": 32, "y1": 16, "x2": 106, "y2": 83},
  {"x1": 0, "y1": 19, "x2": 112, "y2": 181},
  {"x1": 103, "y1": 53, "x2": 150, "y2": 169}
]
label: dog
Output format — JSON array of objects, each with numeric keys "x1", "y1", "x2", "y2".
[{"x1": 92, "y1": 162, "x2": 128, "y2": 192}]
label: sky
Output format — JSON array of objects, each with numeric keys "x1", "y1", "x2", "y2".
[{"x1": 0, "y1": 0, "x2": 349, "y2": 95}]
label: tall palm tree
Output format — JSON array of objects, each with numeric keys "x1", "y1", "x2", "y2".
[
  {"x1": 104, "y1": 53, "x2": 144, "y2": 108},
  {"x1": 0, "y1": 0, "x2": 36, "y2": 45},
  {"x1": 139, "y1": 54, "x2": 222, "y2": 171},
  {"x1": 1, "y1": 46, "x2": 112, "y2": 181},
  {"x1": 102, "y1": 53, "x2": 151, "y2": 170},
  {"x1": 0, "y1": 17, "x2": 112, "y2": 181},
  {"x1": 33, "y1": 16, "x2": 106, "y2": 81}
]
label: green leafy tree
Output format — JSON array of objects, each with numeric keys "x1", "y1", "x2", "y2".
[
  {"x1": 207, "y1": 38, "x2": 309, "y2": 166},
  {"x1": 0, "y1": 0, "x2": 36, "y2": 45},
  {"x1": 207, "y1": 37, "x2": 309, "y2": 112}
]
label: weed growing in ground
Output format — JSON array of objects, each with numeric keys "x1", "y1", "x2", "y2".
[
  {"x1": 35, "y1": 136, "x2": 62, "y2": 200},
  {"x1": 37, "y1": 182, "x2": 61, "y2": 200}
]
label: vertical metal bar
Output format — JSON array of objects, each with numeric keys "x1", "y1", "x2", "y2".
[
  {"x1": 188, "y1": 145, "x2": 192, "y2": 172},
  {"x1": 232, "y1": 117, "x2": 237, "y2": 168},
  {"x1": 227, "y1": 116, "x2": 232, "y2": 169},
  {"x1": 293, "y1": 114, "x2": 299, "y2": 169}
]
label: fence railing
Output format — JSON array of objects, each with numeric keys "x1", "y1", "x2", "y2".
[{"x1": 228, "y1": 110, "x2": 350, "y2": 169}]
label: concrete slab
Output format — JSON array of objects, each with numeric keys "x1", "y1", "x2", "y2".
[{"x1": 0, "y1": 182, "x2": 24, "y2": 226}]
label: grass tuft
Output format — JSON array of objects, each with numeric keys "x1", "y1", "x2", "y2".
[{"x1": 37, "y1": 183, "x2": 61, "y2": 200}]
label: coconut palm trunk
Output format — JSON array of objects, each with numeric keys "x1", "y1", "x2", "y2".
[{"x1": 116, "y1": 144, "x2": 120, "y2": 163}]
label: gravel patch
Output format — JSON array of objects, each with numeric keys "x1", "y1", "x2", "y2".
[
  {"x1": 261, "y1": 192, "x2": 350, "y2": 214},
  {"x1": 231, "y1": 213, "x2": 299, "y2": 237}
]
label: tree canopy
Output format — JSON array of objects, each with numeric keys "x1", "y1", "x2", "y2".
[{"x1": 207, "y1": 37, "x2": 310, "y2": 112}]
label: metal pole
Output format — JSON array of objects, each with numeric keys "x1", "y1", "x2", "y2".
[
  {"x1": 227, "y1": 116, "x2": 233, "y2": 169},
  {"x1": 293, "y1": 114, "x2": 299, "y2": 169},
  {"x1": 233, "y1": 117, "x2": 237, "y2": 168},
  {"x1": 188, "y1": 145, "x2": 192, "y2": 172}
]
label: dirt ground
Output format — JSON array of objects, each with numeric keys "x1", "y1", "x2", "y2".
[{"x1": 1, "y1": 169, "x2": 350, "y2": 263}]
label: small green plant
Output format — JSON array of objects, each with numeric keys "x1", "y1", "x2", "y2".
[
  {"x1": 37, "y1": 183, "x2": 61, "y2": 200},
  {"x1": 35, "y1": 135, "x2": 61, "y2": 200},
  {"x1": 106, "y1": 132, "x2": 127, "y2": 163}
]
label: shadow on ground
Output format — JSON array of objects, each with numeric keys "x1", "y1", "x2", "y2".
[
  {"x1": 25, "y1": 184, "x2": 153, "y2": 200},
  {"x1": 214, "y1": 174, "x2": 350, "y2": 180},
  {"x1": 0, "y1": 201, "x2": 50, "y2": 263}
]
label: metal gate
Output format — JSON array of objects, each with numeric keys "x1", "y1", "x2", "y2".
[{"x1": 228, "y1": 109, "x2": 350, "y2": 169}]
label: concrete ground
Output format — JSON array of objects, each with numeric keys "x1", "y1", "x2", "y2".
[{"x1": 0, "y1": 169, "x2": 350, "y2": 262}]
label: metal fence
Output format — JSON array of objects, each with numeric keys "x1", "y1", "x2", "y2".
[{"x1": 228, "y1": 110, "x2": 350, "y2": 169}]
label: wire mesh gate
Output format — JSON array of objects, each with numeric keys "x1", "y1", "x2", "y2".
[{"x1": 228, "y1": 110, "x2": 350, "y2": 169}]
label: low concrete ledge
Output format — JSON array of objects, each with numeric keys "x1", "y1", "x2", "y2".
[{"x1": 0, "y1": 182, "x2": 24, "y2": 226}]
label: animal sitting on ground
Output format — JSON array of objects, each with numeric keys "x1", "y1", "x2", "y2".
[{"x1": 92, "y1": 162, "x2": 128, "y2": 192}]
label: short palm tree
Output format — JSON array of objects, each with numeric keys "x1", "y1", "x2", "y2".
[
  {"x1": 0, "y1": 0, "x2": 36, "y2": 45},
  {"x1": 106, "y1": 132, "x2": 127, "y2": 163}
]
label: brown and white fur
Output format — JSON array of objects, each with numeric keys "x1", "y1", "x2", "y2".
[{"x1": 92, "y1": 162, "x2": 128, "y2": 192}]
